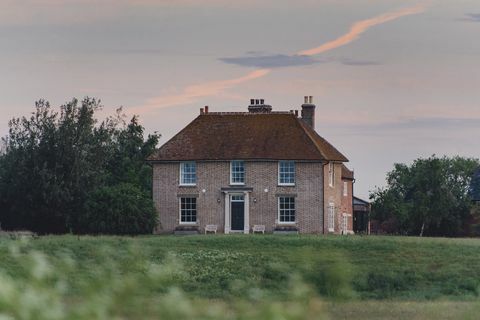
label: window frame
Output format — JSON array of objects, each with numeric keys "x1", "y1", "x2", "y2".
[
  {"x1": 278, "y1": 161, "x2": 296, "y2": 186},
  {"x1": 343, "y1": 181, "x2": 348, "y2": 197},
  {"x1": 230, "y1": 160, "x2": 245, "y2": 185},
  {"x1": 278, "y1": 197, "x2": 296, "y2": 224},
  {"x1": 179, "y1": 197, "x2": 197, "y2": 224},
  {"x1": 179, "y1": 162, "x2": 197, "y2": 186},
  {"x1": 327, "y1": 202, "x2": 335, "y2": 232}
]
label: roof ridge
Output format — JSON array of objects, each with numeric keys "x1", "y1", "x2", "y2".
[{"x1": 204, "y1": 111, "x2": 293, "y2": 115}]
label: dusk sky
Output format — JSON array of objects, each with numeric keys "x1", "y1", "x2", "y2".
[{"x1": 1, "y1": 0, "x2": 479, "y2": 199}]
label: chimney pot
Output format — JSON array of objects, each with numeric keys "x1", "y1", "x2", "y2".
[
  {"x1": 200, "y1": 108, "x2": 204, "y2": 114},
  {"x1": 248, "y1": 98, "x2": 272, "y2": 113},
  {"x1": 301, "y1": 96, "x2": 316, "y2": 129},
  {"x1": 304, "y1": 96, "x2": 308, "y2": 104},
  {"x1": 205, "y1": 106, "x2": 209, "y2": 113},
  {"x1": 294, "y1": 110, "x2": 299, "y2": 117}
]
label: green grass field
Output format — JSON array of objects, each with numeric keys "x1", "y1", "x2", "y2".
[{"x1": 0, "y1": 235, "x2": 479, "y2": 319}]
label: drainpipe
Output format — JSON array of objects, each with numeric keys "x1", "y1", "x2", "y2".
[{"x1": 352, "y1": 175, "x2": 356, "y2": 234}]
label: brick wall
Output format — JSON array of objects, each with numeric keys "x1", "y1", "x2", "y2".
[
  {"x1": 323, "y1": 162, "x2": 344, "y2": 234},
  {"x1": 152, "y1": 161, "x2": 324, "y2": 234},
  {"x1": 340, "y1": 178, "x2": 354, "y2": 234}
]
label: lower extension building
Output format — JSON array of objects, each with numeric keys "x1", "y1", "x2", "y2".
[{"x1": 147, "y1": 97, "x2": 354, "y2": 234}]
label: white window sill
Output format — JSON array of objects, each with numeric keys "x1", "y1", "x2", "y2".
[
  {"x1": 277, "y1": 222, "x2": 296, "y2": 225},
  {"x1": 278, "y1": 183, "x2": 295, "y2": 187},
  {"x1": 230, "y1": 183, "x2": 245, "y2": 186},
  {"x1": 179, "y1": 222, "x2": 198, "y2": 225},
  {"x1": 179, "y1": 184, "x2": 197, "y2": 187}
]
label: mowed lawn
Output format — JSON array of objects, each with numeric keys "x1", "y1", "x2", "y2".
[{"x1": 0, "y1": 235, "x2": 480, "y2": 319}]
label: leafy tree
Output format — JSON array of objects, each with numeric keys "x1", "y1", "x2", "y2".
[
  {"x1": 470, "y1": 168, "x2": 480, "y2": 201},
  {"x1": 0, "y1": 98, "x2": 160, "y2": 234},
  {"x1": 105, "y1": 113, "x2": 159, "y2": 193},
  {"x1": 0, "y1": 99, "x2": 105, "y2": 233},
  {"x1": 370, "y1": 156, "x2": 479, "y2": 237}
]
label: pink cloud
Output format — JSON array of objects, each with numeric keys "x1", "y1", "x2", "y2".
[
  {"x1": 129, "y1": 69, "x2": 270, "y2": 115},
  {"x1": 132, "y1": 3, "x2": 428, "y2": 114},
  {"x1": 298, "y1": 3, "x2": 427, "y2": 56}
]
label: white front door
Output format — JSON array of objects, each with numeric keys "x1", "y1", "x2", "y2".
[{"x1": 223, "y1": 191, "x2": 250, "y2": 234}]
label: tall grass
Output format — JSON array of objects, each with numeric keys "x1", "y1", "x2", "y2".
[
  {"x1": 1, "y1": 234, "x2": 480, "y2": 319},
  {"x1": 0, "y1": 238, "x2": 329, "y2": 320}
]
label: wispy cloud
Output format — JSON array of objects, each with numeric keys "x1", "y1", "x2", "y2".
[
  {"x1": 132, "y1": 3, "x2": 427, "y2": 114},
  {"x1": 297, "y1": 3, "x2": 427, "y2": 56},
  {"x1": 219, "y1": 54, "x2": 379, "y2": 68},
  {"x1": 129, "y1": 69, "x2": 270, "y2": 114},
  {"x1": 462, "y1": 13, "x2": 480, "y2": 22}
]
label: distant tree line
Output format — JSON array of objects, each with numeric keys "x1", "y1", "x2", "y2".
[
  {"x1": 370, "y1": 156, "x2": 480, "y2": 237},
  {"x1": 0, "y1": 98, "x2": 159, "y2": 234}
]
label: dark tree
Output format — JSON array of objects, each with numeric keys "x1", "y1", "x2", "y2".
[
  {"x1": 370, "y1": 156, "x2": 480, "y2": 237},
  {"x1": 0, "y1": 98, "x2": 159, "y2": 234}
]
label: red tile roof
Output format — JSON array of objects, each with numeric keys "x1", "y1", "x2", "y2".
[
  {"x1": 341, "y1": 164, "x2": 354, "y2": 180},
  {"x1": 147, "y1": 112, "x2": 348, "y2": 162}
]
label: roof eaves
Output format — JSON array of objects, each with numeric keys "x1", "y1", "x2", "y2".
[
  {"x1": 296, "y1": 118, "x2": 349, "y2": 162},
  {"x1": 146, "y1": 114, "x2": 202, "y2": 161}
]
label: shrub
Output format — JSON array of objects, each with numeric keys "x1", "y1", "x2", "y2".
[{"x1": 78, "y1": 183, "x2": 157, "y2": 235}]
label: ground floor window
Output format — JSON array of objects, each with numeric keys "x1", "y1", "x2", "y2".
[
  {"x1": 180, "y1": 197, "x2": 197, "y2": 223},
  {"x1": 278, "y1": 197, "x2": 295, "y2": 223},
  {"x1": 328, "y1": 203, "x2": 335, "y2": 232},
  {"x1": 342, "y1": 213, "x2": 348, "y2": 234}
]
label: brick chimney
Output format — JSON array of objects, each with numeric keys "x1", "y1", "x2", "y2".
[
  {"x1": 248, "y1": 98, "x2": 272, "y2": 113},
  {"x1": 301, "y1": 96, "x2": 315, "y2": 129}
]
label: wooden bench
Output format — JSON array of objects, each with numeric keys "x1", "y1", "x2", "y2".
[
  {"x1": 204, "y1": 224, "x2": 218, "y2": 234},
  {"x1": 252, "y1": 225, "x2": 265, "y2": 234}
]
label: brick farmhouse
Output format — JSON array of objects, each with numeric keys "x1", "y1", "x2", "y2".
[{"x1": 147, "y1": 97, "x2": 354, "y2": 234}]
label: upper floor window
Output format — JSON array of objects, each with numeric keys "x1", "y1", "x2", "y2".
[
  {"x1": 278, "y1": 197, "x2": 295, "y2": 223},
  {"x1": 279, "y1": 161, "x2": 295, "y2": 185},
  {"x1": 180, "y1": 197, "x2": 197, "y2": 223},
  {"x1": 343, "y1": 181, "x2": 348, "y2": 197},
  {"x1": 230, "y1": 160, "x2": 245, "y2": 185},
  {"x1": 180, "y1": 162, "x2": 196, "y2": 185},
  {"x1": 328, "y1": 163, "x2": 335, "y2": 187}
]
